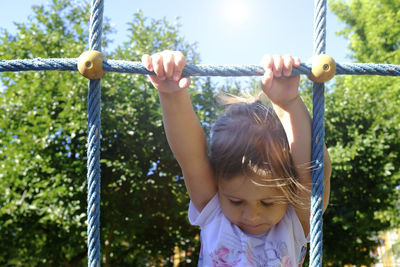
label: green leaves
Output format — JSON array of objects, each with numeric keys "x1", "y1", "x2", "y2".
[
  {"x1": 329, "y1": 0, "x2": 400, "y2": 63},
  {"x1": 0, "y1": 1, "x2": 105, "y2": 265},
  {"x1": 0, "y1": 1, "x2": 211, "y2": 265},
  {"x1": 323, "y1": 0, "x2": 400, "y2": 265}
]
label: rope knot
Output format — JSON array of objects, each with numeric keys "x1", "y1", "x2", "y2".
[
  {"x1": 308, "y1": 54, "x2": 336, "y2": 83},
  {"x1": 77, "y1": 50, "x2": 105, "y2": 79}
]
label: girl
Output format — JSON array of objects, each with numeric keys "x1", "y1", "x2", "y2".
[{"x1": 141, "y1": 51, "x2": 331, "y2": 266}]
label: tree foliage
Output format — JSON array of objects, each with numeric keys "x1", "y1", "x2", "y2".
[
  {"x1": 0, "y1": 1, "x2": 220, "y2": 265},
  {"x1": 320, "y1": 0, "x2": 400, "y2": 265},
  {"x1": 0, "y1": 2, "x2": 93, "y2": 265}
]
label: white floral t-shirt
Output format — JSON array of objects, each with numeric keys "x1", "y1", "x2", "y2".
[{"x1": 188, "y1": 194, "x2": 308, "y2": 267}]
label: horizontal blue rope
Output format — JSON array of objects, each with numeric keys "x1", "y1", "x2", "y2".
[
  {"x1": 103, "y1": 60, "x2": 310, "y2": 76},
  {"x1": 0, "y1": 58, "x2": 77, "y2": 72},
  {"x1": 0, "y1": 58, "x2": 399, "y2": 77},
  {"x1": 336, "y1": 63, "x2": 400, "y2": 76}
]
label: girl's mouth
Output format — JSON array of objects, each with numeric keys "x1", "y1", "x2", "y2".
[{"x1": 242, "y1": 223, "x2": 263, "y2": 228}]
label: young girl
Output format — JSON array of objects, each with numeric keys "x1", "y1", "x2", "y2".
[{"x1": 141, "y1": 51, "x2": 331, "y2": 266}]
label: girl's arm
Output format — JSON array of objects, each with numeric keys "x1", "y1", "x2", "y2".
[
  {"x1": 272, "y1": 98, "x2": 331, "y2": 237},
  {"x1": 142, "y1": 51, "x2": 217, "y2": 212},
  {"x1": 261, "y1": 55, "x2": 332, "y2": 237}
]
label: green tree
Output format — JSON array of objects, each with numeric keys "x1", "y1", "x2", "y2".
[
  {"x1": 317, "y1": 0, "x2": 400, "y2": 265},
  {"x1": 0, "y1": 1, "x2": 219, "y2": 265},
  {"x1": 0, "y1": 2, "x2": 94, "y2": 265}
]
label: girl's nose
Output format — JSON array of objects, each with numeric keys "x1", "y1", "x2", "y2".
[{"x1": 243, "y1": 205, "x2": 260, "y2": 222}]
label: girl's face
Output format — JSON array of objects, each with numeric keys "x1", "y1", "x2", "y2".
[{"x1": 218, "y1": 174, "x2": 288, "y2": 236}]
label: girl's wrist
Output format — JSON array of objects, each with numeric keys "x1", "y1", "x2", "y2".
[
  {"x1": 272, "y1": 95, "x2": 302, "y2": 112},
  {"x1": 158, "y1": 87, "x2": 189, "y2": 105},
  {"x1": 158, "y1": 86, "x2": 186, "y2": 95},
  {"x1": 272, "y1": 96, "x2": 311, "y2": 131}
]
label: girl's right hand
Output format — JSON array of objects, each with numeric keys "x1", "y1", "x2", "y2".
[
  {"x1": 141, "y1": 50, "x2": 191, "y2": 93},
  {"x1": 260, "y1": 54, "x2": 301, "y2": 109}
]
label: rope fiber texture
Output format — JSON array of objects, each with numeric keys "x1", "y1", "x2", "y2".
[
  {"x1": 1, "y1": 58, "x2": 400, "y2": 76},
  {"x1": 87, "y1": 0, "x2": 103, "y2": 266},
  {"x1": 310, "y1": 0, "x2": 327, "y2": 266}
]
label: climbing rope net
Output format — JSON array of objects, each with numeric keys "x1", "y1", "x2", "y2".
[{"x1": 1, "y1": 0, "x2": 400, "y2": 266}]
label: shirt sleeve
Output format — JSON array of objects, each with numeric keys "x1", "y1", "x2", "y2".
[
  {"x1": 188, "y1": 193, "x2": 220, "y2": 227},
  {"x1": 286, "y1": 205, "x2": 308, "y2": 246}
]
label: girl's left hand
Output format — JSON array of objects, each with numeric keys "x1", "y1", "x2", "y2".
[{"x1": 260, "y1": 54, "x2": 301, "y2": 109}]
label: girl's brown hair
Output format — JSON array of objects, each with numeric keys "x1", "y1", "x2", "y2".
[{"x1": 209, "y1": 93, "x2": 308, "y2": 207}]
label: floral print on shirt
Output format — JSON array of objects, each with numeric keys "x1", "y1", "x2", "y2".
[
  {"x1": 210, "y1": 246, "x2": 242, "y2": 266},
  {"x1": 210, "y1": 241, "x2": 294, "y2": 267}
]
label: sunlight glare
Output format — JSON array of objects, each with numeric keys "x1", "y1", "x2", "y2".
[{"x1": 223, "y1": 0, "x2": 251, "y2": 25}]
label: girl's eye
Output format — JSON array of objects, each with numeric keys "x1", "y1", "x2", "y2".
[
  {"x1": 229, "y1": 200, "x2": 242, "y2": 205},
  {"x1": 261, "y1": 201, "x2": 273, "y2": 207}
]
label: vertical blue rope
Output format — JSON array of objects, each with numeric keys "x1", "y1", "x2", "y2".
[
  {"x1": 87, "y1": 0, "x2": 103, "y2": 266},
  {"x1": 310, "y1": 0, "x2": 326, "y2": 266}
]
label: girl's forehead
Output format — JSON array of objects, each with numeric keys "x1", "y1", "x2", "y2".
[{"x1": 218, "y1": 175, "x2": 283, "y2": 198}]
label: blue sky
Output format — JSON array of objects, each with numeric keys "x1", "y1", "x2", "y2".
[{"x1": 1, "y1": 0, "x2": 351, "y2": 67}]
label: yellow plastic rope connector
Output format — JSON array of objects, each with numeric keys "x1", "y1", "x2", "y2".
[
  {"x1": 308, "y1": 54, "x2": 336, "y2": 83},
  {"x1": 77, "y1": 50, "x2": 105, "y2": 79}
]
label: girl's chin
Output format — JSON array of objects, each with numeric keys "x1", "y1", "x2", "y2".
[{"x1": 239, "y1": 223, "x2": 270, "y2": 236}]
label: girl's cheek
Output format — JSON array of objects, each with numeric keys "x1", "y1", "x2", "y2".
[{"x1": 230, "y1": 206, "x2": 242, "y2": 220}]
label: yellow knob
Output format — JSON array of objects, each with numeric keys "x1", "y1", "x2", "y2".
[
  {"x1": 308, "y1": 54, "x2": 336, "y2": 83},
  {"x1": 77, "y1": 50, "x2": 105, "y2": 79}
]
